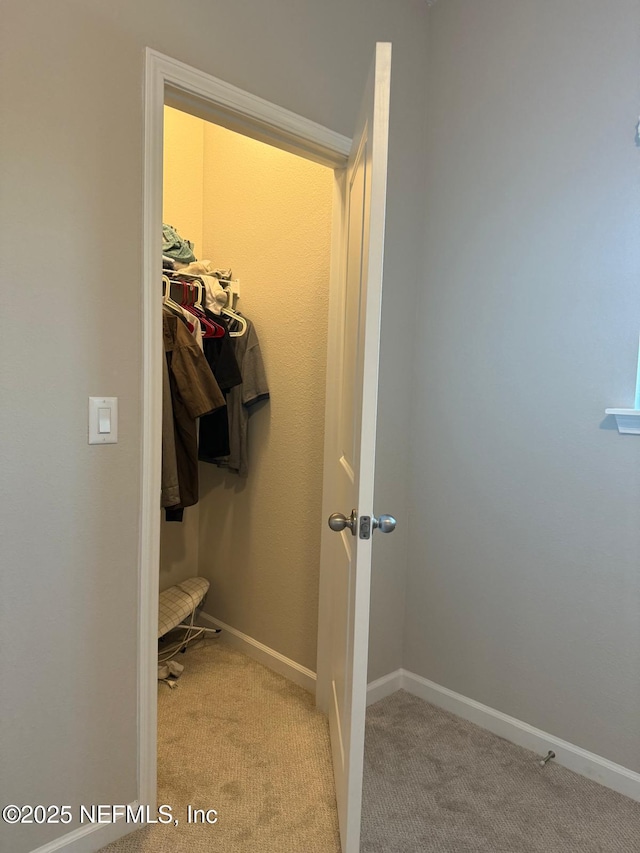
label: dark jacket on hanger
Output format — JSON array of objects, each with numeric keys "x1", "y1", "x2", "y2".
[{"x1": 199, "y1": 313, "x2": 243, "y2": 461}]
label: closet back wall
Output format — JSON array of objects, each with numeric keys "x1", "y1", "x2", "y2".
[{"x1": 163, "y1": 107, "x2": 334, "y2": 671}]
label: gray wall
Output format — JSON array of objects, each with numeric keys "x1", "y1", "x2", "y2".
[
  {"x1": 0, "y1": 0, "x2": 426, "y2": 849},
  {"x1": 406, "y1": 0, "x2": 640, "y2": 770}
]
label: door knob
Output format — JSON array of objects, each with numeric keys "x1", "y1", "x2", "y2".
[
  {"x1": 328, "y1": 509, "x2": 357, "y2": 536},
  {"x1": 373, "y1": 514, "x2": 396, "y2": 533}
]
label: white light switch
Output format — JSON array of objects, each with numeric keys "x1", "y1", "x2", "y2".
[
  {"x1": 89, "y1": 397, "x2": 118, "y2": 444},
  {"x1": 98, "y1": 407, "x2": 111, "y2": 434}
]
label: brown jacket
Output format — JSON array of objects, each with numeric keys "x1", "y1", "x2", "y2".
[{"x1": 163, "y1": 311, "x2": 225, "y2": 510}]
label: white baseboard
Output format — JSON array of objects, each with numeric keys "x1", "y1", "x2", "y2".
[
  {"x1": 30, "y1": 802, "x2": 138, "y2": 853},
  {"x1": 366, "y1": 669, "x2": 403, "y2": 705},
  {"x1": 371, "y1": 669, "x2": 640, "y2": 803},
  {"x1": 198, "y1": 612, "x2": 316, "y2": 694}
]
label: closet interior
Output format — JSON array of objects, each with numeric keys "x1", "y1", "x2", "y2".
[{"x1": 158, "y1": 104, "x2": 334, "y2": 689}]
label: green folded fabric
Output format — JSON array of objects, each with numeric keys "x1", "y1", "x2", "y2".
[{"x1": 162, "y1": 223, "x2": 196, "y2": 263}]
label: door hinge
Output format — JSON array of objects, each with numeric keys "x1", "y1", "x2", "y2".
[{"x1": 359, "y1": 516, "x2": 371, "y2": 539}]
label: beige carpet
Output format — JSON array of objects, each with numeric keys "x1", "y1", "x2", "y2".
[
  {"x1": 101, "y1": 640, "x2": 341, "y2": 853},
  {"x1": 361, "y1": 689, "x2": 640, "y2": 852},
  {"x1": 98, "y1": 642, "x2": 640, "y2": 853}
]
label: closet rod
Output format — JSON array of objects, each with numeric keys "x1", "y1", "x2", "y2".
[{"x1": 165, "y1": 271, "x2": 236, "y2": 283}]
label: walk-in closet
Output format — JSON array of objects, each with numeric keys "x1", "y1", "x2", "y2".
[
  {"x1": 160, "y1": 104, "x2": 334, "y2": 659},
  {"x1": 155, "y1": 104, "x2": 339, "y2": 842}
]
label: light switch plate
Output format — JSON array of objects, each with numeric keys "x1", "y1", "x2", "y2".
[{"x1": 89, "y1": 397, "x2": 118, "y2": 444}]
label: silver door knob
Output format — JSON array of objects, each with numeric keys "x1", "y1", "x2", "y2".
[
  {"x1": 373, "y1": 514, "x2": 396, "y2": 533},
  {"x1": 328, "y1": 509, "x2": 357, "y2": 536}
]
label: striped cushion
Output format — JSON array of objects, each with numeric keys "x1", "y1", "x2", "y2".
[{"x1": 158, "y1": 577, "x2": 210, "y2": 638}]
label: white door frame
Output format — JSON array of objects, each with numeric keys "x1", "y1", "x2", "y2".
[{"x1": 139, "y1": 48, "x2": 351, "y2": 809}]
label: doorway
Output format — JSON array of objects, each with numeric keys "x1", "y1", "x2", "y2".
[
  {"x1": 159, "y1": 105, "x2": 334, "y2": 679},
  {"x1": 139, "y1": 44, "x2": 351, "y2": 823},
  {"x1": 138, "y1": 46, "x2": 392, "y2": 853}
]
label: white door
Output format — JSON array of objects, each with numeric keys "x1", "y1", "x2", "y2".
[{"x1": 317, "y1": 42, "x2": 393, "y2": 853}]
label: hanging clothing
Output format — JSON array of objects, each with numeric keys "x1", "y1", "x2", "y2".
[
  {"x1": 162, "y1": 299, "x2": 204, "y2": 350},
  {"x1": 198, "y1": 314, "x2": 243, "y2": 461},
  {"x1": 163, "y1": 311, "x2": 225, "y2": 519},
  {"x1": 213, "y1": 317, "x2": 269, "y2": 477},
  {"x1": 161, "y1": 353, "x2": 180, "y2": 508},
  {"x1": 172, "y1": 261, "x2": 231, "y2": 314}
]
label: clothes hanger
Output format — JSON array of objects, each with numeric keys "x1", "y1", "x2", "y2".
[
  {"x1": 193, "y1": 280, "x2": 204, "y2": 311},
  {"x1": 180, "y1": 281, "x2": 225, "y2": 339},
  {"x1": 163, "y1": 275, "x2": 187, "y2": 318},
  {"x1": 162, "y1": 275, "x2": 181, "y2": 310},
  {"x1": 222, "y1": 306, "x2": 247, "y2": 337},
  {"x1": 162, "y1": 276, "x2": 195, "y2": 332}
]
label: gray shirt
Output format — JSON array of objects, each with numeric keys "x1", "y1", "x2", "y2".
[{"x1": 215, "y1": 318, "x2": 269, "y2": 477}]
